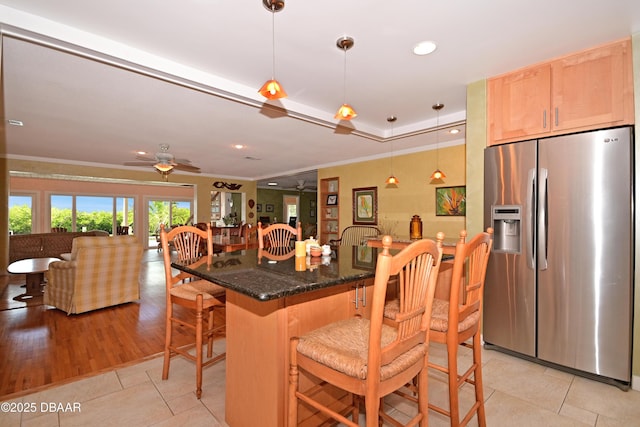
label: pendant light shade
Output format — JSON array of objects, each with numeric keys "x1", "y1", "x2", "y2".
[
  {"x1": 259, "y1": 79, "x2": 287, "y2": 100},
  {"x1": 259, "y1": 0, "x2": 287, "y2": 100},
  {"x1": 430, "y1": 103, "x2": 446, "y2": 183},
  {"x1": 335, "y1": 36, "x2": 357, "y2": 120},
  {"x1": 429, "y1": 169, "x2": 446, "y2": 180},
  {"x1": 385, "y1": 175, "x2": 399, "y2": 185},
  {"x1": 385, "y1": 115, "x2": 399, "y2": 185},
  {"x1": 335, "y1": 103, "x2": 357, "y2": 120}
]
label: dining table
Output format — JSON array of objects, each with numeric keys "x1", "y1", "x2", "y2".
[{"x1": 172, "y1": 241, "x2": 452, "y2": 427}]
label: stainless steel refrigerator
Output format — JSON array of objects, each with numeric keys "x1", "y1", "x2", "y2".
[{"x1": 483, "y1": 126, "x2": 634, "y2": 388}]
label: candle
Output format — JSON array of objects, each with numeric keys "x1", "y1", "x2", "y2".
[{"x1": 295, "y1": 240, "x2": 306, "y2": 257}]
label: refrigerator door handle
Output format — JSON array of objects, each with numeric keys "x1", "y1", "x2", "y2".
[
  {"x1": 538, "y1": 168, "x2": 548, "y2": 270},
  {"x1": 526, "y1": 168, "x2": 536, "y2": 269}
]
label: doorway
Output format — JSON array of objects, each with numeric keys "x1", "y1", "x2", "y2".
[{"x1": 283, "y1": 195, "x2": 299, "y2": 227}]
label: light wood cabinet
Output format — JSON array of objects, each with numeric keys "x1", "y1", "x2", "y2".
[
  {"x1": 319, "y1": 177, "x2": 339, "y2": 245},
  {"x1": 488, "y1": 38, "x2": 634, "y2": 145}
]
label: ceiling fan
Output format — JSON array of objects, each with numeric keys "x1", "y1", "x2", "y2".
[
  {"x1": 124, "y1": 144, "x2": 201, "y2": 177},
  {"x1": 288, "y1": 179, "x2": 317, "y2": 192}
]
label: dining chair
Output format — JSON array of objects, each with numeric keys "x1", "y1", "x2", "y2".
[
  {"x1": 116, "y1": 225, "x2": 129, "y2": 235},
  {"x1": 159, "y1": 223, "x2": 226, "y2": 399},
  {"x1": 257, "y1": 221, "x2": 302, "y2": 249},
  {"x1": 51, "y1": 226, "x2": 67, "y2": 232},
  {"x1": 289, "y1": 234, "x2": 444, "y2": 427},
  {"x1": 427, "y1": 228, "x2": 493, "y2": 427},
  {"x1": 329, "y1": 225, "x2": 381, "y2": 246}
]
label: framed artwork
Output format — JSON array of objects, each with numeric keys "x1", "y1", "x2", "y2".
[
  {"x1": 266, "y1": 203, "x2": 274, "y2": 212},
  {"x1": 256, "y1": 204, "x2": 262, "y2": 212},
  {"x1": 326, "y1": 194, "x2": 338, "y2": 206},
  {"x1": 352, "y1": 246, "x2": 375, "y2": 270},
  {"x1": 310, "y1": 209, "x2": 315, "y2": 217},
  {"x1": 310, "y1": 200, "x2": 316, "y2": 208},
  {"x1": 352, "y1": 186, "x2": 378, "y2": 225},
  {"x1": 436, "y1": 186, "x2": 466, "y2": 216}
]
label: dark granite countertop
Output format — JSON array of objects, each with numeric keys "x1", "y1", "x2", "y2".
[{"x1": 172, "y1": 246, "x2": 380, "y2": 302}]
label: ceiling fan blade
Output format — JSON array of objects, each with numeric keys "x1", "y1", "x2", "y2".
[
  {"x1": 174, "y1": 158, "x2": 192, "y2": 164},
  {"x1": 135, "y1": 154, "x2": 157, "y2": 162},
  {"x1": 124, "y1": 161, "x2": 155, "y2": 166},
  {"x1": 174, "y1": 163, "x2": 201, "y2": 173}
]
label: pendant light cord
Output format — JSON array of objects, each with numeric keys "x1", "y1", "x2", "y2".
[
  {"x1": 270, "y1": 6, "x2": 276, "y2": 79},
  {"x1": 342, "y1": 47, "x2": 347, "y2": 103}
]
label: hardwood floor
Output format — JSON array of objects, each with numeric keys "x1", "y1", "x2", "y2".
[{"x1": 0, "y1": 250, "x2": 216, "y2": 399}]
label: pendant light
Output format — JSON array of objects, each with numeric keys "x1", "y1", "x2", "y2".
[
  {"x1": 258, "y1": 0, "x2": 287, "y2": 100},
  {"x1": 334, "y1": 36, "x2": 357, "y2": 120},
  {"x1": 385, "y1": 116, "x2": 399, "y2": 185},
  {"x1": 429, "y1": 103, "x2": 446, "y2": 182}
]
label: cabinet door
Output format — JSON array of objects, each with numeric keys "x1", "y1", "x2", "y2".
[
  {"x1": 552, "y1": 40, "x2": 633, "y2": 132},
  {"x1": 487, "y1": 64, "x2": 551, "y2": 145}
]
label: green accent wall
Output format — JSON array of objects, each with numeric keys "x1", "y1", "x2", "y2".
[{"x1": 256, "y1": 188, "x2": 318, "y2": 237}]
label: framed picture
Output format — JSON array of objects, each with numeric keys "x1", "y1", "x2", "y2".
[
  {"x1": 310, "y1": 200, "x2": 316, "y2": 208},
  {"x1": 326, "y1": 194, "x2": 338, "y2": 206},
  {"x1": 256, "y1": 204, "x2": 262, "y2": 212},
  {"x1": 352, "y1": 186, "x2": 378, "y2": 225},
  {"x1": 310, "y1": 209, "x2": 315, "y2": 217},
  {"x1": 436, "y1": 186, "x2": 466, "y2": 216},
  {"x1": 266, "y1": 203, "x2": 274, "y2": 212}
]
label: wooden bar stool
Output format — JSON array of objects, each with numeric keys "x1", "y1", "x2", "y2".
[
  {"x1": 159, "y1": 223, "x2": 226, "y2": 399},
  {"x1": 428, "y1": 228, "x2": 493, "y2": 427},
  {"x1": 289, "y1": 234, "x2": 444, "y2": 427}
]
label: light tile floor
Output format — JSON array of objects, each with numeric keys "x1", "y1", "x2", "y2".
[{"x1": 1, "y1": 340, "x2": 639, "y2": 427}]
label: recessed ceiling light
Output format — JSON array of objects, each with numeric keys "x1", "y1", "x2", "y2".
[
  {"x1": 449, "y1": 129, "x2": 460, "y2": 134},
  {"x1": 267, "y1": 182, "x2": 278, "y2": 186},
  {"x1": 7, "y1": 119, "x2": 23, "y2": 126},
  {"x1": 232, "y1": 144, "x2": 245, "y2": 149},
  {"x1": 413, "y1": 40, "x2": 437, "y2": 56}
]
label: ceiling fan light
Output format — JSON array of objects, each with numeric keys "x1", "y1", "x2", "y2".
[
  {"x1": 154, "y1": 163, "x2": 174, "y2": 172},
  {"x1": 334, "y1": 103, "x2": 357, "y2": 120},
  {"x1": 258, "y1": 79, "x2": 287, "y2": 99}
]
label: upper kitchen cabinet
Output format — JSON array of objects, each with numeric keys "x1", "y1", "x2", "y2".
[{"x1": 488, "y1": 38, "x2": 634, "y2": 145}]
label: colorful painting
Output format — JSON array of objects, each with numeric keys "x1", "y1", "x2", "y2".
[
  {"x1": 436, "y1": 186, "x2": 466, "y2": 216},
  {"x1": 352, "y1": 186, "x2": 378, "y2": 225}
]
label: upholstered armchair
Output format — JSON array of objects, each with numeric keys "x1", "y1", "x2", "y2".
[{"x1": 45, "y1": 235, "x2": 143, "y2": 314}]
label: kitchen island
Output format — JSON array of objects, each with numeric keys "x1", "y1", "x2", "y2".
[{"x1": 173, "y1": 243, "x2": 446, "y2": 426}]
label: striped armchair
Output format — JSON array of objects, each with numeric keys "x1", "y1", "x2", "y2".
[
  {"x1": 329, "y1": 225, "x2": 381, "y2": 246},
  {"x1": 45, "y1": 235, "x2": 143, "y2": 314}
]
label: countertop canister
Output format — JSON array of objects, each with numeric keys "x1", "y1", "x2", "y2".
[{"x1": 410, "y1": 215, "x2": 423, "y2": 240}]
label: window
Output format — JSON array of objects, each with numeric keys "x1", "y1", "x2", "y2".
[
  {"x1": 148, "y1": 199, "x2": 193, "y2": 247},
  {"x1": 283, "y1": 195, "x2": 299, "y2": 226},
  {"x1": 50, "y1": 194, "x2": 135, "y2": 234},
  {"x1": 51, "y1": 195, "x2": 73, "y2": 231},
  {"x1": 9, "y1": 194, "x2": 34, "y2": 234}
]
